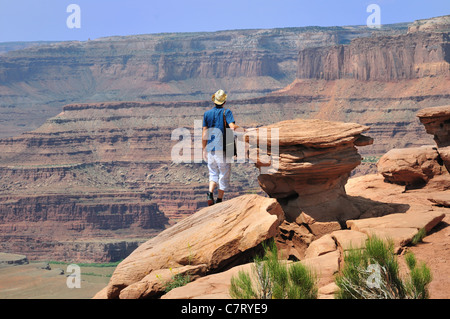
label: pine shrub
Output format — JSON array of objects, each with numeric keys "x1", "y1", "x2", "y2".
[
  {"x1": 335, "y1": 236, "x2": 432, "y2": 299},
  {"x1": 230, "y1": 239, "x2": 318, "y2": 299}
]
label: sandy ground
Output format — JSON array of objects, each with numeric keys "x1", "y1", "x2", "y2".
[
  {"x1": 0, "y1": 261, "x2": 112, "y2": 299},
  {"x1": 401, "y1": 215, "x2": 450, "y2": 299}
]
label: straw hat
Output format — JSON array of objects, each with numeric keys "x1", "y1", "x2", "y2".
[{"x1": 212, "y1": 89, "x2": 227, "y2": 105}]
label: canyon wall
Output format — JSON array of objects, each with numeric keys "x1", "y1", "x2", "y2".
[
  {"x1": 297, "y1": 31, "x2": 450, "y2": 81},
  {"x1": 0, "y1": 25, "x2": 407, "y2": 137}
]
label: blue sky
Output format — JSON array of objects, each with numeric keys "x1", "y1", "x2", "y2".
[{"x1": 0, "y1": 0, "x2": 449, "y2": 42}]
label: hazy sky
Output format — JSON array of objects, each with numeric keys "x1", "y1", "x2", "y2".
[{"x1": 0, "y1": 0, "x2": 449, "y2": 42}]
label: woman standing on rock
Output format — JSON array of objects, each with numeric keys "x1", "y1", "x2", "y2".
[{"x1": 202, "y1": 89, "x2": 244, "y2": 206}]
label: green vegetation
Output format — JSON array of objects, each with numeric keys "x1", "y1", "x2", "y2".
[
  {"x1": 361, "y1": 156, "x2": 381, "y2": 163},
  {"x1": 163, "y1": 242, "x2": 194, "y2": 293},
  {"x1": 164, "y1": 272, "x2": 192, "y2": 293},
  {"x1": 229, "y1": 239, "x2": 318, "y2": 299},
  {"x1": 411, "y1": 228, "x2": 427, "y2": 245},
  {"x1": 80, "y1": 272, "x2": 112, "y2": 278},
  {"x1": 404, "y1": 252, "x2": 432, "y2": 299},
  {"x1": 335, "y1": 236, "x2": 432, "y2": 299},
  {"x1": 48, "y1": 260, "x2": 122, "y2": 267}
]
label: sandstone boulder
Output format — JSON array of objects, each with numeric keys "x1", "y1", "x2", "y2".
[
  {"x1": 97, "y1": 194, "x2": 284, "y2": 299},
  {"x1": 304, "y1": 234, "x2": 337, "y2": 258},
  {"x1": 161, "y1": 263, "x2": 254, "y2": 299},
  {"x1": 247, "y1": 118, "x2": 373, "y2": 224},
  {"x1": 377, "y1": 145, "x2": 445, "y2": 186}
]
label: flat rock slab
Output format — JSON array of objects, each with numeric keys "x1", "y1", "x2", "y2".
[
  {"x1": 428, "y1": 192, "x2": 450, "y2": 207},
  {"x1": 346, "y1": 210, "x2": 445, "y2": 233},
  {"x1": 252, "y1": 118, "x2": 371, "y2": 147},
  {"x1": 359, "y1": 227, "x2": 419, "y2": 249},
  {"x1": 118, "y1": 264, "x2": 208, "y2": 299},
  {"x1": 345, "y1": 210, "x2": 445, "y2": 250}
]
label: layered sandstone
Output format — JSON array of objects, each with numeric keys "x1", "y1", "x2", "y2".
[
  {"x1": 0, "y1": 191, "x2": 167, "y2": 262},
  {"x1": 297, "y1": 31, "x2": 450, "y2": 81},
  {"x1": 1, "y1": 17, "x2": 448, "y2": 265},
  {"x1": 0, "y1": 25, "x2": 404, "y2": 137},
  {"x1": 248, "y1": 118, "x2": 373, "y2": 223},
  {"x1": 0, "y1": 100, "x2": 263, "y2": 262},
  {"x1": 417, "y1": 105, "x2": 450, "y2": 172}
]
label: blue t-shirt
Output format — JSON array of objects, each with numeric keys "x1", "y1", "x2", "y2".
[{"x1": 203, "y1": 106, "x2": 235, "y2": 152}]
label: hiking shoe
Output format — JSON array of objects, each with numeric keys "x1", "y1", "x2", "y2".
[
  {"x1": 216, "y1": 198, "x2": 223, "y2": 204},
  {"x1": 207, "y1": 192, "x2": 215, "y2": 206}
]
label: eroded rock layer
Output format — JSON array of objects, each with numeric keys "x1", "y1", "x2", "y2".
[
  {"x1": 417, "y1": 105, "x2": 450, "y2": 172},
  {"x1": 249, "y1": 118, "x2": 373, "y2": 223}
]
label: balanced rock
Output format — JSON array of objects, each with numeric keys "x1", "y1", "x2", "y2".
[
  {"x1": 417, "y1": 105, "x2": 450, "y2": 173},
  {"x1": 247, "y1": 118, "x2": 373, "y2": 224},
  {"x1": 96, "y1": 194, "x2": 284, "y2": 299},
  {"x1": 377, "y1": 145, "x2": 445, "y2": 186}
]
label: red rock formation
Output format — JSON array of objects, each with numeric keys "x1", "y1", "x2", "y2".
[
  {"x1": 248, "y1": 118, "x2": 373, "y2": 223},
  {"x1": 417, "y1": 105, "x2": 450, "y2": 175},
  {"x1": 2, "y1": 26, "x2": 400, "y2": 137},
  {"x1": 0, "y1": 191, "x2": 168, "y2": 262},
  {"x1": 297, "y1": 32, "x2": 450, "y2": 81},
  {"x1": 377, "y1": 145, "x2": 446, "y2": 186}
]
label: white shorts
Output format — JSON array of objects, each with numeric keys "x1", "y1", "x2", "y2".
[{"x1": 207, "y1": 151, "x2": 231, "y2": 191}]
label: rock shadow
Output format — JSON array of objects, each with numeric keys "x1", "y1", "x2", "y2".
[
  {"x1": 277, "y1": 193, "x2": 410, "y2": 226},
  {"x1": 347, "y1": 195, "x2": 410, "y2": 221}
]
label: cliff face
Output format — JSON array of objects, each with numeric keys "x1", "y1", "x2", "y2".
[
  {"x1": 0, "y1": 189, "x2": 168, "y2": 262},
  {"x1": 297, "y1": 32, "x2": 450, "y2": 81}
]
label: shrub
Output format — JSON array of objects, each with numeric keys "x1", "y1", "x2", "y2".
[
  {"x1": 164, "y1": 271, "x2": 192, "y2": 293},
  {"x1": 229, "y1": 239, "x2": 318, "y2": 299},
  {"x1": 411, "y1": 228, "x2": 426, "y2": 245},
  {"x1": 335, "y1": 236, "x2": 432, "y2": 299},
  {"x1": 404, "y1": 252, "x2": 432, "y2": 299}
]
